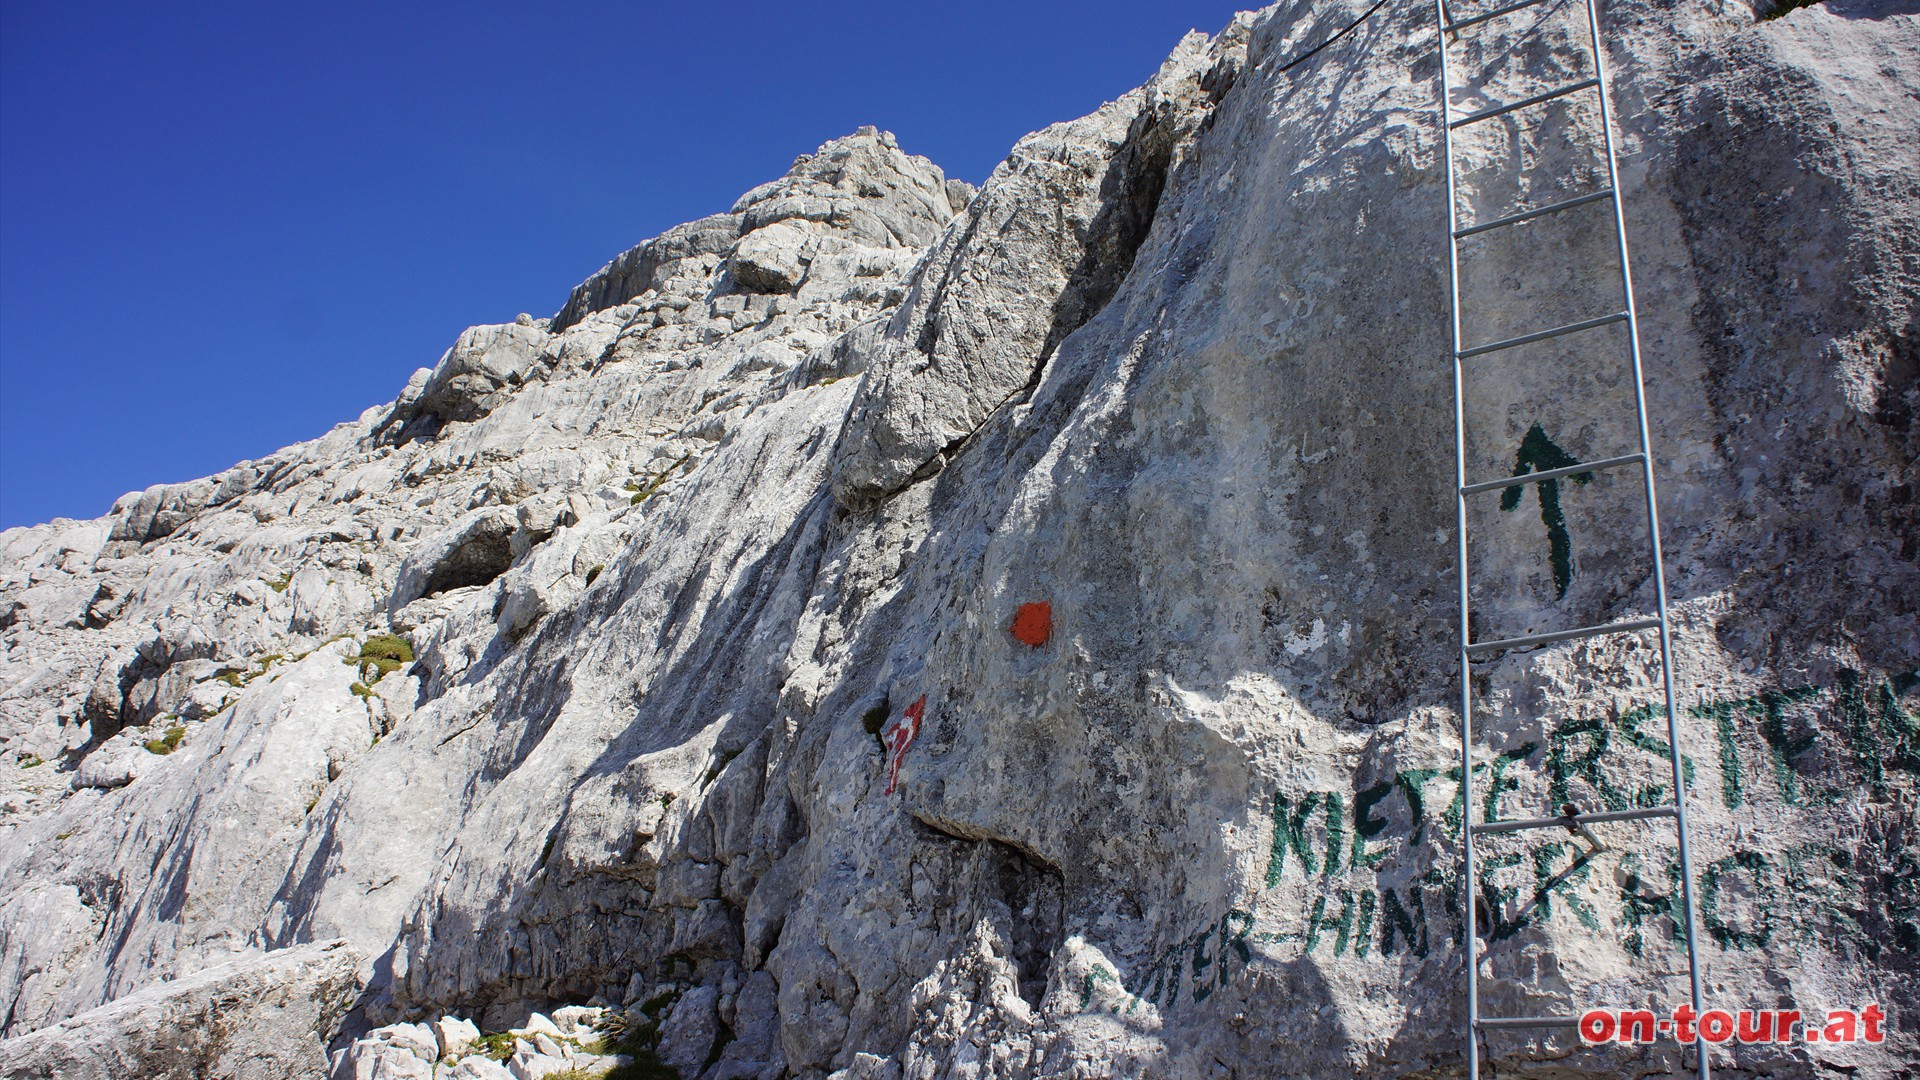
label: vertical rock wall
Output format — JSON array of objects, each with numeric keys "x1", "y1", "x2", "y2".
[{"x1": 0, "y1": 2, "x2": 1915, "y2": 1076}]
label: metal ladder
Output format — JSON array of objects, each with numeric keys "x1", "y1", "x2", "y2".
[{"x1": 1431, "y1": 0, "x2": 1710, "y2": 1076}]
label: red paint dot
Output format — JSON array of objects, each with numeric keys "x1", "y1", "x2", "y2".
[{"x1": 1011, "y1": 601, "x2": 1052, "y2": 647}]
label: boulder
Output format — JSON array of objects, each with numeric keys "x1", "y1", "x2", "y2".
[
  {"x1": 548, "y1": 1004, "x2": 602, "y2": 1035},
  {"x1": 413, "y1": 322, "x2": 553, "y2": 424},
  {"x1": 728, "y1": 221, "x2": 812, "y2": 294},
  {"x1": 505, "y1": 1045, "x2": 570, "y2": 1080},
  {"x1": 108, "y1": 479, "x2": 216, "y2": 545},
  {"x1": 446, "y1": 1057, "x2": 515, "y2": 1080},
  {"x1": 432, "y1": 1015, "x2": 482, "y2": 1058},
  {"x1": 0, "y1": 940, "x2": 363, "y2": 1080},
  {"x1": 517, "y1": 1011, "x2": 563, "y2": 1039},
  {"x1": 330, "y1": 1041, "x2": 434, "y2": 1080},
  {"x1": 69, "y1": 732, "x2": 144, "y2": 791},
  {"x1": 655, "y1": 985, "x2": 721, "y2": 1077},
  {"x1": 366, "y1": 1020, "x2": 438, "y2": 1060}
]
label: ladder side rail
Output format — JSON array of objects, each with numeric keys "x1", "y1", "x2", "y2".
[
  {"x1": 1431, "y1": 4, "x2": 1479, "y2": 1077},
  {"x1": 1580, "y1": 0, "x2": 1710, "y2": 1076}
]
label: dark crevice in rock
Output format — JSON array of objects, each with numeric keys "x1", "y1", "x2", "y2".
[
  {"x1": 420, "y1": 530, "x2": 514, "y2": 599},
  {"x1": 83, "y1": 583, "x2": 121, "y2": 629},
  {"x1": 911, "y1": 816, "x2": 1066, "y2": 1007},
  {"x1": 1033, "y1": 107, "x2": 1177, "y2": 376},
  {"x1": 72, "y1": 650, "x2": 166, "y2": 755},
  {"x1": 1873, "y1": 325, "x2": 1918, "y2": 438},
  {"x1": 861, "y1": 94, "x2": 1196, "y2": 515},
  {"x1": 377, "y1": 410, "x2": 444, "y2": 450},
  {"x1": 987, "y1": 840, "x2": 1065, "y2": 1007},
  {"x1": 911, "y1": 210, "x2": 990, "y2": 359}
]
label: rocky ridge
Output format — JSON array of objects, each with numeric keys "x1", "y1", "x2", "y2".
[{"x1": 1, "y1": 1, "x2": 1917, "y2": 1077}]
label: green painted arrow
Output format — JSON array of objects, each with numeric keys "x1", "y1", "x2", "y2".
[{"x1": 1499, "y1": 423, "x2": 1593, "y2": 599}]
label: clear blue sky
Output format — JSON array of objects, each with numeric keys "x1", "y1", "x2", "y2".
[{"x1": 0, "y1": 0, "x2": 1253, "y2": 530}]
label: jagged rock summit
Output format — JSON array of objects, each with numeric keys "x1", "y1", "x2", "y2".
[{"x1": 2, "y1": 2, "x2": 1917, "y2": 1077}]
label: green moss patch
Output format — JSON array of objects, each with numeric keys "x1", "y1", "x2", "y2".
[
  {"x1": 471, "y1": 1032, "x2": 518, "y2": 1062},
  {"x1": 143, "y1": 725, "x2": 185, "y2": 755},
  {"x1": 705, "y1": 746, "x2": 742, "y2": 784},
  {"x1": 348, "y1": 635, "x2": 415, "y2": 681},
  {"x1": 590, "y1": 999, "x2": 684, "y2": 1080},
  {"x1": 629, "y1": 455, "x2": 693, "y2": 507}
]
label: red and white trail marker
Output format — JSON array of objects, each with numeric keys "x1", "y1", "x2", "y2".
[{"x1": 883, "y1": 695, "x2": 926, "y2": 795}]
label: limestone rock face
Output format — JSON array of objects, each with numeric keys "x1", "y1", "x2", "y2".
[
  {"x1": 388, "y1": 507, "x2": 520, "y2": 613},
  {"x1": 410, "y1": 321, "x2": 554, "y2": 426},
  {"x1": 1, "y1": 2, "x2": 1917, "y2": 1078},
  {"x1": 832, "y1": 31, "x2": 1241, "y2": 508},
  {"x1": 551, "y1": 126, "x2": 956, "y2": 334},
  {"x1": 0, "y1": 939, "x2": 362, "y2": 1080}
]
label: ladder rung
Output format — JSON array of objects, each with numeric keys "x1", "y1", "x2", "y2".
[
  {"x1": 1466, "y1": 616, "x2": 1660, "y2": 656},
  {"x1": 1461, "y1": 453, "x2": 1642, "y2": 495},
  {"x1": 1443, "y1": 0, "x2": 1558, "y2": 33},
  {"x1": 1476, "y1": 1015, "x2": 1581, "y2": 1030},
  {"x1": 1454, "y1": 189, "x2": 1613, "y2": 238},
  {"x1": 1451, "y1": 78, "x2": 1600, "y2": 129},
  {"x1": 1473, "y1": 805, "x2": 1677, "y2": 835},
  {"x1": 1458, "y1": 311, "x2": 1628, "y2": 359}
]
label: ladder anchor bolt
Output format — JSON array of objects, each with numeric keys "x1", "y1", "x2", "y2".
[{"x1": 1560, "y1": 802, "x2": 1607, "y2": 854}]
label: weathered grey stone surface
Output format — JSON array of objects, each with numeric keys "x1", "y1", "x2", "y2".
[
  {"x1": 433, "y1": 1014, "x2": 481, "y2": 1058},
  {"x1": 0, "y1": 2, "x2": 1915, "y2": 1077},
  {"x1": 409, "y1": 321, "x2": 554, "y2": 427},
  {"x1": 0, "y1": 939, "x2": 362, "y2": 1079},
  {"x1": 831, "y1": 30, "x2": 1242, "y2": 509}
]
